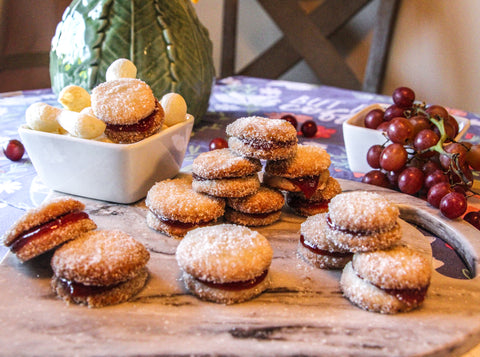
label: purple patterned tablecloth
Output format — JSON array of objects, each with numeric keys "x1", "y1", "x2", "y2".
[{"x1": 1, "y1": 76, "x2": 479, "y2": 278}]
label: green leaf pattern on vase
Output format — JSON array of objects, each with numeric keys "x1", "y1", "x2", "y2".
[{"x1": 50, "y1": 0, "x2": 215, "y2": 123}]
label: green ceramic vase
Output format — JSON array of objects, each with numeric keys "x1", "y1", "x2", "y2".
[{"x1": 50, "y1": 0, "x2": 215, "y2": 123}]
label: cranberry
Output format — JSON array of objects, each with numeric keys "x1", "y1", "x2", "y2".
[
  {"x1": 3, "y1": 139, "x2": 25, "y2": 161},
  {"x1": 280, "y1": 114, "x2": 298, "y2": 130},
  {"x1": 301, "y1": 120, "x2": 317, "y2": 138},
  {"x1": 208, "y1": 137, "x2": 228, "y2": 151}
]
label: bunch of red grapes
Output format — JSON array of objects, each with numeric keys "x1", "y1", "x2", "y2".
[{"x1": 361, "y1": 86, "x2": 480, "y2": 223}]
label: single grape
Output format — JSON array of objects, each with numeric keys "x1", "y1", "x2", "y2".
[
  {"x1": 379, "y1": 143, "x2": 408, "y2": 172},
  {"x1": 409, "y1": 115, "x2": 431, "y2": 136},
  {"x1": 414, "y1": 129, "x2": 439, "y2": 157},
  {"x1": 361, "y1": 170, "x2": 390, "y2": 188},
  {"x1": 464, "y1": 211, "x2": 480, "y2": 230},
  {"x1": 465, "y1": 144, "x2": 480, "y2": 170},
  {"x1": 364, "y1": 109, "x2": 385, "y2": 129},
  {"x1": 427, "y1": 182, "x2": 452, "y2": 208},
  {"x1": 209, "y1": 137, "x2": 228, "y2": 151},
  {"x1": 392, "y1": 86, "x2": 415, "y2": 108},
  {"x1": 280, "y1": 114, "x2": 298, "y2": 130},
  {"x1": 439, "y1": 192, "x2": 467, "y2": 219},
  {"x1": 440, "y1": 142, "x2": 468, "y2": 170},
  {"x1": 397, "y1": 166, "x2": 424, "y2": 195},
  {"x1": 426, "y1": 104, "x2": 449, "y2": 120},
  {"x1": 424, "y1": 169, "x2": 449, "y2": 189},
  {"x1": 445, "y1": 115, "x2": 459, "y2": 138},
  {"x1": 366, "y1": 145, "x2": 383, "y2": 169},
  {"x1": 301, "y1": 120, "x2": 317, "y2": 137},
  {"x1": 387, "y1": 117, "x2": 414, "y2": 144},
  {"x1": 3, "y1": 139, "x2": 25, "y2": 161},
  {"x1": 383, "y1": 104, "x2": 405, "y2": 121}
]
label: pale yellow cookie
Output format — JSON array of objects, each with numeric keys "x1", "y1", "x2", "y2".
[{"x1": 58, "y1": 85, "x2": 92, "y2": 112}]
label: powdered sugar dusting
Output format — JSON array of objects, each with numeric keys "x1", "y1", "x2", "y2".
[
  {"x1": 226, "y1": 116, "x2": 297, "y2": 142},
  {"x1": 328, "y1": 191, "x2": 399, "y2": 231},
  {"x1": 176, "y1": 224, "x2": 273, "y2": 283},
  {"x1": 192, "y1": 148, "x2": 262, "y2": 178}
]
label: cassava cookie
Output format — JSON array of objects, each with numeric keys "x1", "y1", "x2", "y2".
[
  {"x1": 145, "y1": 174, "x2": 225, "y2": 239},
  {"x1": 225, "y1": 186, "x2": 285, "y2": 226},
  {"x1": 2, "y1": 197, "x2": 97, "y2": 262},
  {"x1": 91, "y1": 78, "x2": 164, "y2": 143},
  {"x1": 192, "y1": 148, "x2": 262, "y2": 198},
  {"x1": 298, "y1": 213, "x2": 352, "y2": 269},
  {"x1": 325, "y1": 191, "x2": 402, "y2": 252},
  {"x1": 264, "y1": 144, "x2": 331, "y2": 199},
  {"x1": 340, "y1": 245, "x2": 432, "y2": 313},
  {"x1": 226, "y1": 116, "x2": 298, "y2": 160},
  {"x1": 176, "y1": 224, "x2": 273, "y2": 304},
  {"x1": 286, "y1": 176, "x2": 341, "y2": 216},
  {"x1": 51, "y1": 229, "x2": 150, "y2": 308}
]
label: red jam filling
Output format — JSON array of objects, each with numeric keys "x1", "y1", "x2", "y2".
[
  {"x1": 287, "y1": 176, "x2": 319, "y2": 199},
  {"x1": 59, "y1": 277, "x2": 117, "y2": 297},
  {"x1": 10, "y1": 211, "x2": 89, "y2": 253},
  {"x1": 354, "y1": 267, "x2": 428, "y2": 307},
  {"x1": 300, "y1": 234, "x2": 353, "y2": 259},
  {"x1": 106, "y1": 103, "x2": 159, "y2": 133},
  {"x1": 383, "y1": 286, "x2": 428, "y2": 306},
  {"x1": 195, "y1": 269, "x2": 269, "y2": 291},
  {"x1": 287, "y1": 195, "x2": 329, "y2": 210}
]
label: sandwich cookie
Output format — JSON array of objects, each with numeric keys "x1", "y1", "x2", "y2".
[
  {"x1": 325, "y1": 191, "x2": 402, "y2": 252},
  {"x1": 264, "y1": 144, "x2": 331, "y2": 199},
  {"x1": 2, "y1": 197, "x2": 96, "y2": 262},
  {"x1": 91, "y1": 78, "x2": 165, "y2": 143},
  {"x1": 176, "y1": 224, "x2": 273, "y2": 304},
  {"x1": 340, "y1": 245, "x2": 432, "y2": 313},
  {"x1": 226, "y1": 116, "x2": 298, "y2": 160},
  {"x1": 145, "y1": 175, "x2": 225, "y2": 239},
  {"x1": 298, "y1": 213, "x2": 353, "y2": 269},
  {"x1": 51, "y1": 230, "x2": 150, "y2": 308},
  {"x1": 286, "y1": 176, "x2": 341, "y2": 216},
  {"x1": 225, "y1": 186, "x2": 285, "y2": 226},
  {"x1": 192, "y1": 148, "x2": 262, "y2": 198}
]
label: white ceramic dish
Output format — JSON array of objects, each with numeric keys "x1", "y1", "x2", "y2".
[
  {"x1": 18, "y1": 115, "x2": 194, "y2": 204},
  {"x1": 343, "y1": 103, "x2": 471, "y2": 173}
]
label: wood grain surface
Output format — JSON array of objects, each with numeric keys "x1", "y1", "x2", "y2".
[{"x1": 1, "y1": 179, "x2": 479, "y2": 357}]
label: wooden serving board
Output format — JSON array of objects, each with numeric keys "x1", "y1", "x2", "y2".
[{"x1": 1, "y1": 179, "x2": 480, "y2": 357}]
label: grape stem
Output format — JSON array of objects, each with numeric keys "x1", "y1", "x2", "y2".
[{"x1": 416, "y1": 107, "x2": 475, "y2": 189}]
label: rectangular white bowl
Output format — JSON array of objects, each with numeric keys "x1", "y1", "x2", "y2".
[
  {"x1": 343, "y1": 104, "x2": 471, "y2": 173},
  {"x1": 19, "y1": 115, "x2": 194, "y2": 204}
]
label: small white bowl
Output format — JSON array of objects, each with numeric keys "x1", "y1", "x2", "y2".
[
  {"x1": 343, "y1": 104, "x2": 471, "y2": 173},
  {"x1": 19, "y1": 115, "x2": 194, "y2": 204}
]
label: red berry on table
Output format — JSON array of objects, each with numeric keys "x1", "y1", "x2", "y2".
[
  {"x1": 209, "y1": 137, "x2": 228, "y2": 151},
  {"x1": 301, "y1": 120, "x2": 317, "y2": 137},
  {"x1": 464, "y1": 211, "x2": 480, "y2": 230},
  {"x1": 280, "y1": 114, "x2": 298, "y2": 130},
  {"x1": 439, "y1": 191, "x2": 467, "y2": 219},
  {"x1": 3, "y1": 139, "x2": 25, "y2": 161}
]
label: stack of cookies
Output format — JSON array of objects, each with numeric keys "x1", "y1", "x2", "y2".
[
  {"x1": 3, "y1": 196, "x2": 150, "y2": 308},
  {"x1": 297, "y1": 190, "x2": 432, "y2": 314}
]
